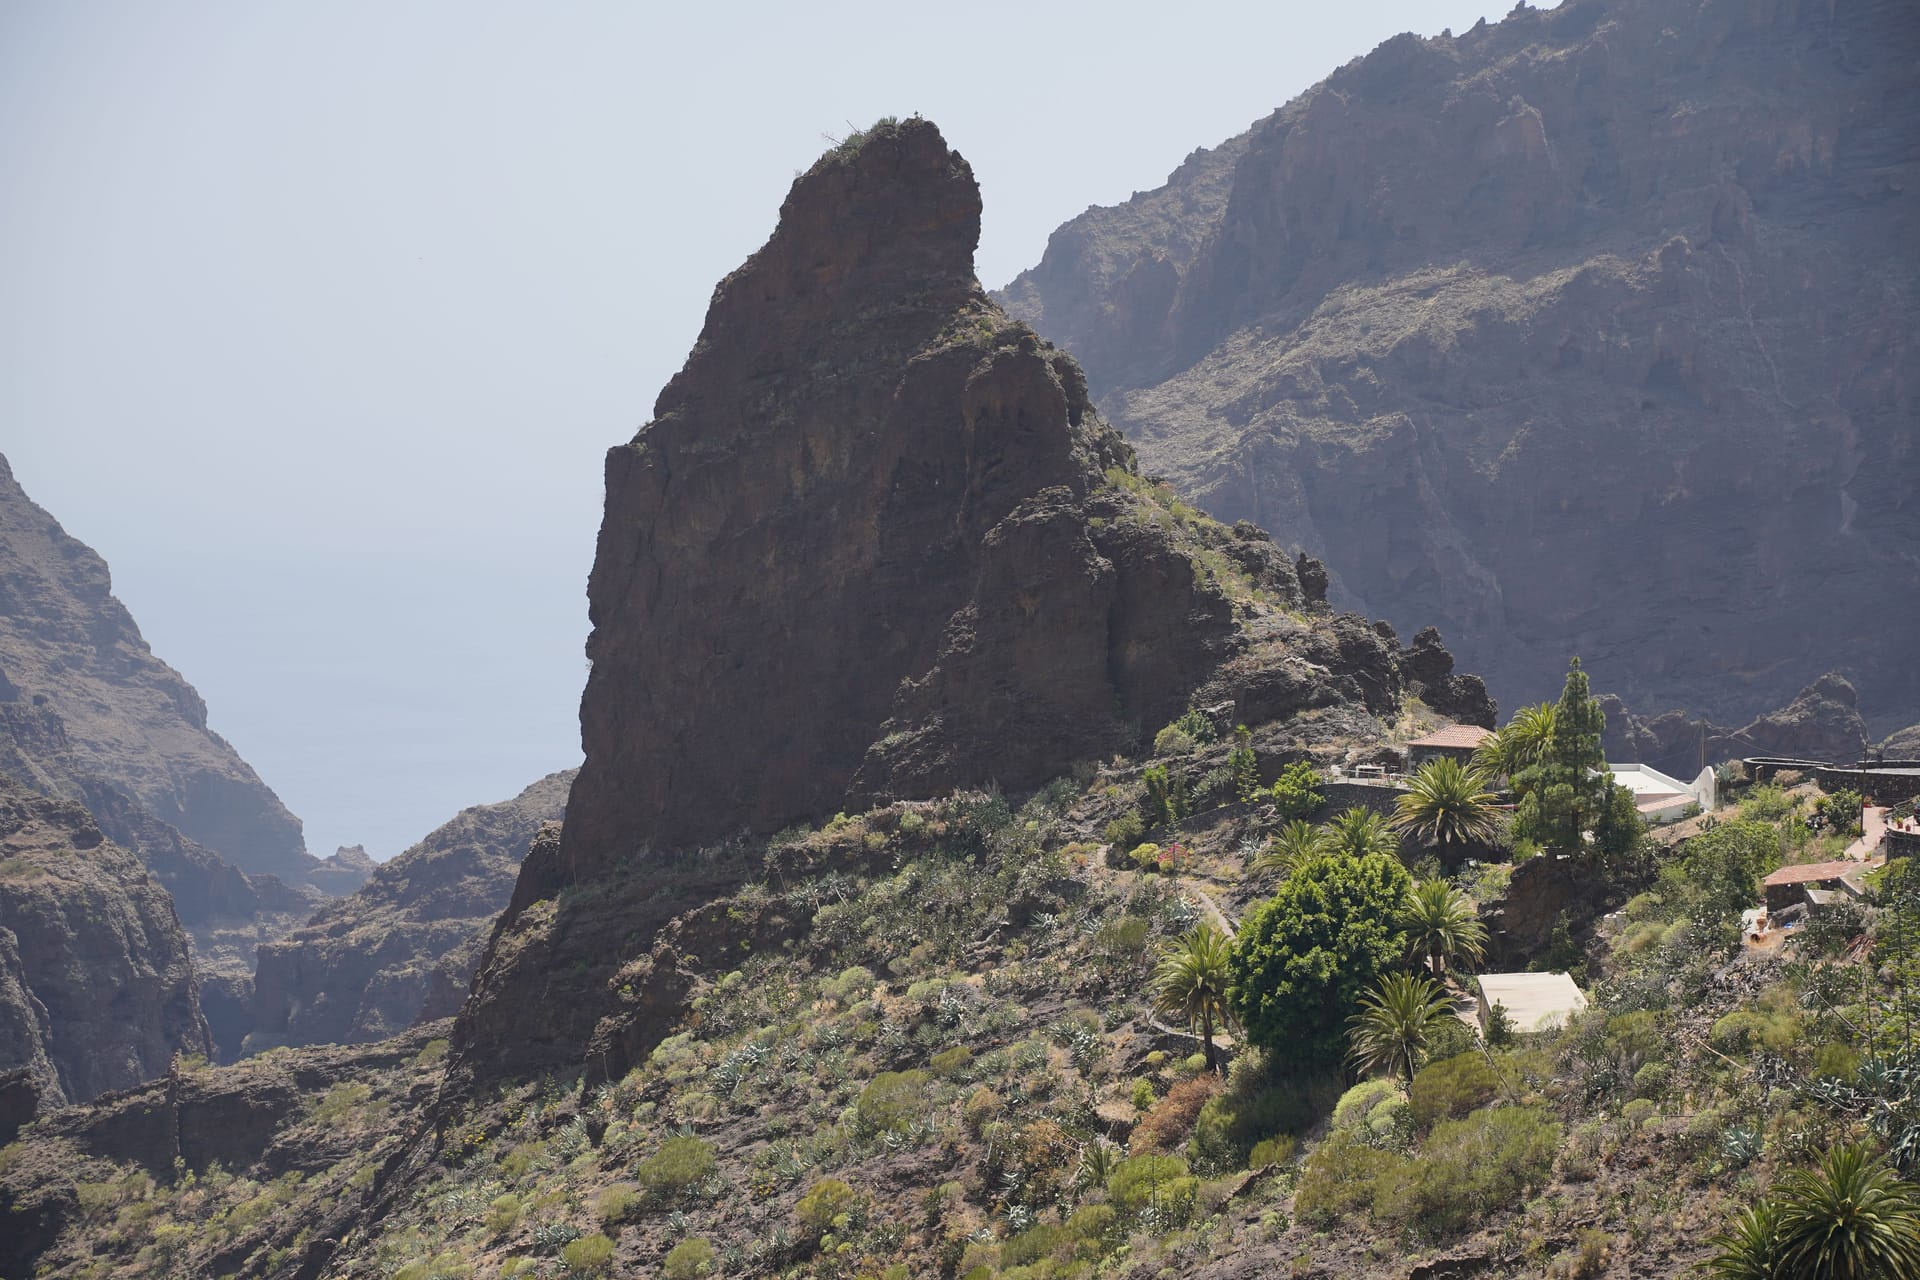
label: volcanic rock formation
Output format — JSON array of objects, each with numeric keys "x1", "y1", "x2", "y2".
[
  {"x1": 1601, "y1": 671, "x2": 1871, "y2": 776},
  {"x1": 249, "y1": 770, "x2": 571, "y2": 1054},
  {"x1": 0, "y1": 455, "x2": 315, "y2": 883},
  {"x1": 0, "y1": 780, "x2": 211, "y2": 1106},
  {"x1": 1000, "y1": 0, "x2": 1920, "y2": 731},
  {"x1": 458, "y1": 118, "x2": 1478, "y2": 1077}
]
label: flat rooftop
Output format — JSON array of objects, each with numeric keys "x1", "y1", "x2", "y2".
[{"x1": 1479, "y1": 972, "x2": 1587, "y2": 1032}]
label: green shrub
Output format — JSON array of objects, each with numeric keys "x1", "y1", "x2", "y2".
[
  {"x1": 1410, "y1": 1051, "x2": 1502, "y2": 1130},
  {"x1": 855, "y1": 1070, "x2": 930, "y2": 1135},
  {"x1": 1709, "y1": 1009, "x2": 1801, "y2": 1055},
  {"x1": 1130, "y1": 1078, "x2": 1157, "y2": 1111},
  {"x1": 1107, "y1": 1154, "x2": 1197, "y2": 1218},
  {"x1": 1248, "y1": 1134, "x2": 1297, "y2": 1168},
  {"x1": 594, "y1": 1184, "x2": 639, "y2": 1224},
  {"x1": 962, "y1": 1087, "x2": 1001, "y2": 1135},
  {"x1": 795, "y1": 1178, "x2": 857, "y2": 1235},
  {"x1": 1103, "y1": 813, "x2": 1145, "y2": 852},
  {"x1": 662, "y1": 1237, "x2": 715, "y2": 1279},
  {"x1": 823, "y1": 966, "x2": 875, "y2": 1004},
  {"x1": 1375, "y1": 1105, "x2": 1561, "y2": 1237},
  {"x1": 1142, "y1": 765, "x2": 1189, "y2": 826},
  {"x1": 1294, "y1": 1132, "x2": 1400, "y2": 1226},
  {"x1": 559, "y1": 1232, "x2": 615, "y2": 1275},
  {"x1": 483, "y1": 1193, "x2": 522, "y2": 1236},
  {"x1": 634, "y1": 1135, "x2": 717, "y2": 1197},
  {"x1": 929, "y1": 1046, "x2": 972, "y2": 1078},
  {"x1": 1154, "y1": 725, "x2": 1198, "y2": 757}
]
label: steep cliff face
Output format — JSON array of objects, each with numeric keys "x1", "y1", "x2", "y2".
[
  {"x1": 460, "y1": 119, "x2": 1472, "y2": 1077},
  {"x1": 0, "y1": 456, "x2": 314, "y2": 882},
  {"x1": 1000, "y1": 0, "x2": 1919, "y2": 731},
  {"x1": 249, "y1": 770, "x2": 571, "y2": 1052},
  {"x1": 0, "y1": 781, "x2": 211, "y2": 1106}
]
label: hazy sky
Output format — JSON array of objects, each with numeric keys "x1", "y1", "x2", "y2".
[{"x1": 3, "y1": 1, "x2": 1502, "y2": 861}]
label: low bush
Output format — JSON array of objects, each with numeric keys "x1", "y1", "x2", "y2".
[
  {"x1": 593, "y1": 1184, "x2": 639, "y2": 1224},
  {"x1": 1411, "y1": 1051, "x2": 1502, "y2": 1130},
  {"x1": 1132, "y1": 1076, "x2": 1216, "y2": 1152},
  {"x1": 662, "y1": 1236, "x2": 715, "y2": 1279},
  {"x1": 1107, "y1": 1153, "x2": 1197, "y2": 1219},
  {"x1": 634, "y1": 1135, "x2": 716, "y2": 1197},
  {"x1": 795, "y1": 1177, "x2": 857, "y2": 1235},
  {"x1": 856, "y1": 1070, "x2": 930, "y2": 1136},
  {"x1": 559, "y1": 1232, "x2": 615, "y2": 1275}
]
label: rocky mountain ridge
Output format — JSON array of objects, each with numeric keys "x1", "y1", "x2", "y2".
[
  {"x1": 1000, "y1": 0, "x2": 1920, "y2": 732},
  {"x1": 453, "y1": 117, "x2": 1488, "y2": 1083},
  {"x1": 1601, "y1": 669, "x2": 1872, "y2": 778}
]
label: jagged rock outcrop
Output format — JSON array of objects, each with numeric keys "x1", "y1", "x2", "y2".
[
  {"x1": 459, "y1": 119, "x2": 1481, "y2": 1077},
  {"x1": 1000, "y1": 0, "x2": 1920, "y2": 732},
  {"x1": 1601, "y1": 671, "x2": 1870, "y2": 774},
  {"x1": 1882, "y1": 724, "x2": 1920, "y2": 757},
  {"x1": 0, "y1": 454, "x2": 315, "y2": 882},
  {"x1": 250, "y1": 771, "x2": 571, "y2": 1052},
  {"x1": 0, "y1": 780, "x2": 211, "y2": 1106}
]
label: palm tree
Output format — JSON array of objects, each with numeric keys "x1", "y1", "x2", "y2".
[
  {"x1": 1772, "y1": 1144, "x2": 1920, "y2": 1279},
  {"x1": 1346, "y1": 972, "x2": 1453, "y2": 1083},
  {"x1": 1393, "y1": 757, "x2": 1500, "y2": 852},
  {"x1": 1472, "y1": 702, "x2": 1556, "y2": 780},
  {"x1": 1401, "y1": 880, "x2": 1488, "y2": 976},
  {"x1": 1153, "y1": 923, "x2": 1237, "y2": 1071},
  {"x1": 1253, "y1": 819, "x2": 1324, "y2": 875},
  {"x1": 1321, "y1": 807, "x2": 1399, "y2": 860}
]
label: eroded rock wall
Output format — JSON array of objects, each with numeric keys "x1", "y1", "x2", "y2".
[{"x1": 1000, "y1": 0, "x2": 1920, "y2": 731}]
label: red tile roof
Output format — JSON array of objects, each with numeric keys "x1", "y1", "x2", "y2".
[
  {"x1": 1407, "y1": 724, "x2": 1494, "y2": 750},
  {"x1": 1762, "y1": 860, "x2": 1860, "y2": 887}
]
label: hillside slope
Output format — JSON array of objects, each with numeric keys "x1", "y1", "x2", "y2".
[{"x1": 1001, "y1": 0, "x2": 1920, "y2": 731}]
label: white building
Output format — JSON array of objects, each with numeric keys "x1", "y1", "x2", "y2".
[
  {"x1": 1477, "y1": 972, "x2": 1588, "y2": 1034},
  {"x1": 1608, "y1": 762, "x2": 1716, "y2": 822}
]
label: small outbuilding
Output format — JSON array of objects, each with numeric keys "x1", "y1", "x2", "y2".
[
  {"x1": 1407, "y1": 724, "x2": 1494, "y2": 770},
  {"x1": 1762, "y1": 859, "x2": 1868, "y2": 913},
  {"x1": 1476, "y1": 971, "x2": 1587, "y2": 1034}
]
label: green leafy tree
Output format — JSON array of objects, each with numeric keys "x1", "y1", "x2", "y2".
[
  {"x1": 1267, "y1": 760, "x2": 1325, "y2": 821},
  {"x1": 1229, "y1": 852, "x2": 1412, "y2": 1069},
  {"x1": 1153, "y1": 923, "x2": 1237, "y2": 1071},
  {"x1": 1393, "y1": 757, "x2": 1500, "y2": 852},
  {"x1": 1401, "y1": 880, "x2": 1488, "y2": 975},
  {"x1": 1254, "y1": 819, "x2": 1324, "y2": 876},
  {"x1": 1346, "y1": 972, "x2": 1455, "y2": 1083},
  {"x1": 1511, "y1": 659, "x2": 1640, "y2": 862},
  {"x1": 1321, "y1": 806, "x2": 1400, "y2": 860},
  {"x1": 1143, "y1": 765, "x2": 1190, "y2": 827}
]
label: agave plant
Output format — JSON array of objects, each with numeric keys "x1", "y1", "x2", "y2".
[
  {"x1": 1401, "y1": 879, "x2": 1489, "y2": 975},
  {"x1": 1393, "y1": 757, "x2": 1501, "y2": 851},
  {"x1": 1346, "y1": 972, "x2": 1453, "y2": 1083},
  {"x1": 1152, "y1": 922, "x2": 1237, "y2": 1071}
]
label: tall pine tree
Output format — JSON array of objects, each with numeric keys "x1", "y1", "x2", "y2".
[{"x1": 1512, "y1": 657, "x2": 1641, "y2": 862}]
